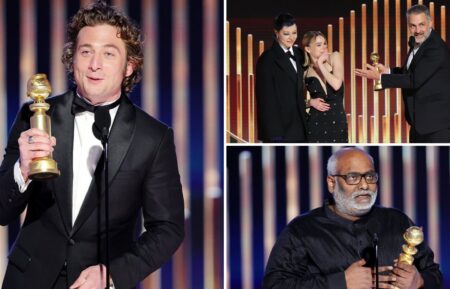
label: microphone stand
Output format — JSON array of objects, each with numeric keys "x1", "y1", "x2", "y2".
[
  {"x1": 373, "y1": 233, "x2": 379, "y2": 289},
  {"x1": 101, "y1": 127, "x2": 110, "y2": 289}
]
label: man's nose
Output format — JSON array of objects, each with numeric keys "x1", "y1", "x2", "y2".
[
  {"x1": 359, "y1": 176, "x2": 369, "y2": 190},
  {"x1": 89, "y1": 53, "x2": 102, "y2": 71}
]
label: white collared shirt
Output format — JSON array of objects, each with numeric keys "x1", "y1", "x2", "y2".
[{"x1": 280, "y1": 44, "x2": 297, "y2": 72}]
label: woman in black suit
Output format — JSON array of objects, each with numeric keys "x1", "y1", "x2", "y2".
[{"x1": 255, "y1": 13, "x2": 307, "y2": 143}]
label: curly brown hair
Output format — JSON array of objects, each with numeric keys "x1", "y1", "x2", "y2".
[{"x1": 61, "y1": 2, "x2": 144, "y2": 94}]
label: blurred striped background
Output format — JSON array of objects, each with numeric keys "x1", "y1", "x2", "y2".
[
  {"x1": 0, "y1": 0, "x2": 223, "y2": 289},
  {"x1": 227, "y1": 146, "x2": 450, "y2": 289}
]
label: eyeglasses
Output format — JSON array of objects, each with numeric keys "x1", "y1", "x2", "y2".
[{"x1": 332, "y1": 172, "x2": 379, "y2": 185}]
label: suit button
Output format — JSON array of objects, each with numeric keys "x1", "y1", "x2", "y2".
[{"x1": 68, "y1": 239, "x2": 75, "y2": 245}]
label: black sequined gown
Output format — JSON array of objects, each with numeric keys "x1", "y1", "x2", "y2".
[{"x1": 305, "y1": 77, "x2": 348, "y2": 143}]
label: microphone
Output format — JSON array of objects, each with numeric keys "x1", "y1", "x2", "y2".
[
  {"x1": 367, "y1": 219, "x2": 380, "y2": 289},
  {"x1": 92, "y1": 108, "x2": 111, "y2": 143}
]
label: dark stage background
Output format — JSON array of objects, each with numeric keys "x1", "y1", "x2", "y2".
[
  {"x1": 226, "y1": 0, "x2": 450, "y2": 142},
  {"x1": 0, "y1": 0, "x2": 223, "y2": 289},
  {"x1": 227, "y1": 146, "x2": 450, "y2": 289}
]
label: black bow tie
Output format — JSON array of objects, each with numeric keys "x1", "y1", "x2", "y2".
[
  {"x1": 287, "y1": 50, "x2": 296, "y2": 61},
  {"x1": 71, "y1": 95, "x2": 121, "y2": 115}
]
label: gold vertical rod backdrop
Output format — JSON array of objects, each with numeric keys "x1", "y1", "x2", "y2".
[
  {"x1": 239, "y1": 152, "x2": 253, "y2": 289},
  {"x1": 226, "y1": 22, "x2": 230, "y2": 142},
  {"x1": 263, "y1": 147, "x2": 276, "y2": 265},
  {"x1": 247, "y1": 34, "x2": 255, "y2": 142},
  {"x1": 426, "y1": 147, "x2": 440, "y2": 263},
  {"x1": 20, "y1": 0, "x2": 36, "y2": 104},
  {"x1": 350, "y1": 11, "x2": 356, "y2": 143},
  {"x1": 141, "y1": 1, "x2": 160, "y2": 288},
  {"x1": 379, "y1": 147, "x2": 393, "y2": 207},
  {"x1": 309, "y1": 147, "x2": 322, "y2": 209},
  {"x1": 418, "y1": 0, "x2": 423, "y2": 6},
  {"x1": 142, "y1": 0, "x2": 158, "y2": 118},
  {"x1": 51, "y1": 0, "x2": 66, "y2": 95},
  {"x1": 357, "y1": 116, "x2": 363, "y2": 142},
  {"x1": 203, "y1": 0, "x2": 220, "y2": 286},
  {"x1": 361, "y1": 4, "x2": 367, "y2": 143},
  {"x1": 236, "y1": 28, "x2": 243, "y2": 139},
  {"x1": 395, "y1": 0, "x2": 402, "y2": 143},
  {"x1": 441, "y1": 6, "x2": 446, "y2": 41},
  {"x1": 173, "y1": 0, "x2": 190, "y2": 287},
  {"x1": 259, "y1": 41, "x2": 264, "y2": 56},
  {"x1": 403, "y1": 147, "x2": 416, "y2": 222},
  {"x1": 430, "y1": 2, "x2": 435, "y2": 28},
  {"x1": 327, "y1": 24, "x2": 333, "y2": 53},
  {"x1": 286, "y1": 147, "x2": 300, "y2": 221},
  {"x1": 407, "y1": 0, "x2": 412, "y2": 42},
  {"x1": 373, "y1": 0, "x2": 379, "y2": 143},
  {"x1": 338, "y1": 17, "x2": 345, "y2": 112},
  {"x1": 383, "y1": 0, "x2": 390, "y2": 143}
]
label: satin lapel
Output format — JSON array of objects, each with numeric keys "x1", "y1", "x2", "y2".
[
  {"x1": 71, "y1": 96, "x2": 136, "y2": 236},
  {"x1": 50, "y1": 91, "x2": 75, "y2": 235},
  {"x1": 272, "y1": 43, "x2": 297, "y2": 83}
]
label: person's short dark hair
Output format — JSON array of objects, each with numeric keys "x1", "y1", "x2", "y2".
[
  {"x1": 407, "y1": 4, "x2": 431, "y2": 21},
  {"x1": 274, "y1": 13, "x2": 296, "y2": 32},
  {"x1": 61, "y1": 1, "x2": 144, "y2": 94}
]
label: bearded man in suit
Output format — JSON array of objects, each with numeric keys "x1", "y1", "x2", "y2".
[
  {"x1": 356, "y1": 4, "x2": 450, "y2": 143},
  {"x1": 0, "y1": 2, "x2": 184, "y2": 289}
]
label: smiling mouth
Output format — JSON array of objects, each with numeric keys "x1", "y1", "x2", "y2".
[{"x1": 87, "y1": 76, "x2": 103, "y2": 82}]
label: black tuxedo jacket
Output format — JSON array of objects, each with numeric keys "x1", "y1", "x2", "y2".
[
  {"x1": 0, "y1": 91, "x2": 184, "y2": 289},
  {"x1": 256, "y1": 42, "x2": 307, "y2": 142},
  {"x1": 381, "y1": 29, "x2": 450, "y2": 135}
]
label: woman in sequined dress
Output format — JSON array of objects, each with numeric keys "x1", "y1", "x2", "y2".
[{"x1": 302, "y1": 31, "x2": 348, "y2": 143}]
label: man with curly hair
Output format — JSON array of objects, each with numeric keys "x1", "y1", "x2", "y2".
[{"x1": 0, "y1": 2, "x2": 184, "y2": 289}]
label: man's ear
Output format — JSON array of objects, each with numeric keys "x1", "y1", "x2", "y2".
[
  {"x1": 326, "y1": 175, "x2": 336, "y2": 193},
  {"x1": 125, "y1": 61, "x2": 134, "y2": 77}
]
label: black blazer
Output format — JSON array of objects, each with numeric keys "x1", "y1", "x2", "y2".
[
  {"x1": 255, "y1": 42, "x2": 307, "y2": 142},
  {"x1": 381, "y1": 30, "x2": 450, "y2": 135},
  {"x1": 0, "y1": 91, "x2": 184, "y2": 289}
]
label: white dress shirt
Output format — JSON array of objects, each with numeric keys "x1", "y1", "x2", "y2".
[
  {"x1": 280, "y1": 44, "x2": 297, "y2": 72},
  {"x1": 14, "y1": 95, "x2": 119, "y2": 225}
]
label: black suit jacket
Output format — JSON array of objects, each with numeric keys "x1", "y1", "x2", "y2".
[
  {"x1": 0, "y1": 91, "x2": 184, "y2": 289},
  {"x1": 255, "y1": 42, "x2": 307, "y2": 142},
  {"x1": 381, "y1": 30, "x2": 450, "y2": 135}
]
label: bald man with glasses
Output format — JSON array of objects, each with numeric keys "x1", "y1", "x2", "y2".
[{"x1": 263, "y1": 147, "x2": 442, "y2": 289}]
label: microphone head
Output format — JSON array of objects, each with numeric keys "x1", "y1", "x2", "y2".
[
  {"x1": 408, "y1": 36, "x2": 416, "y2": 49},
  {"x1": 92, "y1": 108, "x2": 111, "y2": 141},
  {"x1": 367, "y1": 219, "x2": 380, "y2": 238}
]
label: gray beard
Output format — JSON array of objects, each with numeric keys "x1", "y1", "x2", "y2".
[{"x1": 333, "y1": 186, "x2": 378, "y2": 217}]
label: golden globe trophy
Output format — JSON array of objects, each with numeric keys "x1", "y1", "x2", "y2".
[
  {"x1": 370, "y1": 52, "x2": 383, "y2": 91},
  {"x1": 392, "y1": 226, "x2": 424, "y2": 289},
  {"x1": 398, "y1": 226, "x2": 424, "y2": 265},
  {"x1": 27, "y1": 74, "x2": 60, "y2": 180}
]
